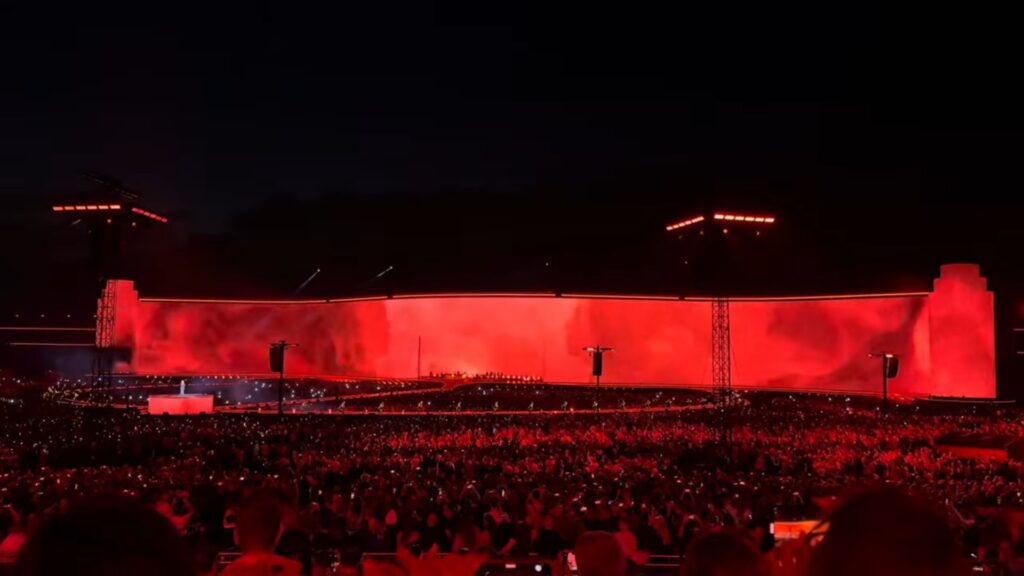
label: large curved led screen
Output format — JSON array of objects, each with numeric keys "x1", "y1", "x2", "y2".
[{"x1": 106, "y1": 264, "x2": 995, "y2": 397}]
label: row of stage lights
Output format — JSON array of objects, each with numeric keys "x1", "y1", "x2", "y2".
[
  {"x1": 130, "y1": 207, "x2": 169, "y2": 223},
  {"x1": 52, "y1": 204, "x2": 121, "y2": 211},
  {"x1": 51, "y1": 204, "x2": 169, "y2": 223},
  {"x1": 713, "y1": 213, "x2": 775, "y2": 223},
  {"x1": 665, "y1": 215, "x2": 705, "y2": 231},
  {"x1": 666, "y1": 212, "x2": 776, "y2": 231}
]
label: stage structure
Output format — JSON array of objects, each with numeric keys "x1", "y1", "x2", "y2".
[
  {"x1": 98, "y1": 264, "x2": 997, "y2": 398},
  {"x1": 666, "y1": 211, "x2": 778, "y2": 400},
  {"x1": 869, "y1": 352, "x2": 900, "y2": 410},
  {"x1": 148, "y1": 393, "x2": 214, "y2": 415},
  {"x1": 269, "y1": 340, "x2": 298, "y2": 415},
  {"x1": 711, "y1": 298, "x2": 731, "y2": 402},
  {"x1": 583, "y1": 345, "x2": 614, "y2": 387},
  {"x1": 51, "y1": 172, "x2": 170, "y2": 387}
]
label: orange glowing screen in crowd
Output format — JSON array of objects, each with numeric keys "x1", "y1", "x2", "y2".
[{"x1": 104, "y1": 264, "x2": 995, "y2": 397}]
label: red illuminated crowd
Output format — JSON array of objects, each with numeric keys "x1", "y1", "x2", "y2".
[
  {"x1": 1, "y1": 387, "x2": 1023, "y2": 575},
  {"x1": 428, "y1": 371, "x2": 544, "y2": 384}
]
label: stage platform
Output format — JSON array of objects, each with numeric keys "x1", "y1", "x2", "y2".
[{"x1": 148, "y1": 394, "x2": 214, "y2": 415}]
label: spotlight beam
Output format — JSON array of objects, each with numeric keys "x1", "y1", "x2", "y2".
[{"x1": 292, "y1": 268, "x2": 322, "y2": 296}]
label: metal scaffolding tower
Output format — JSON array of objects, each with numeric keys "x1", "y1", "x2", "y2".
[{"x1": 711, "y1": 298, "x2": 731, "y2": 402}]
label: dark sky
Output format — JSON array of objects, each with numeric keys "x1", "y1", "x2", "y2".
[{"x1": 2, "y1": 4, "x2": 1023, "y2": 310}]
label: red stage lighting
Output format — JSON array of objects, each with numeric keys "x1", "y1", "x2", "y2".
[
  {"x1": 564, "y1": 293, "x2": 679, "y2": 301},
  {"x1": 52, "y1": 204, "x2": 124, "y2": 212},
  {"x1": 665, "y1": 215, "x2": 705, "y2": 231},
  {"x1": 130, "y1": 207, "x2": 169, "y2": 223},
  {"x1": 713, "y1": 212, "x2": 775, "y2": 224},
  {"x1": 101, "y1": 265, "x2": 995, "y2": 399}
]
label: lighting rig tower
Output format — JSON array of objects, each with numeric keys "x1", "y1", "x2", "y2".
[
  {"x1": 583, "y1": 345, "x2": 614, "y2": 387},
  {"x1": 869, "y1": 352, "x2": 900, "y2": 412},
  {"x1": 50, "y1": 172, "x2": 170, "y2": 386},
  {"x1": 584, "y1": 345, "x2": 613, "y2": 410},
  {"x1": 664, "y1": 212, "x2": 776, "y2": 402},
  {"x1": 269, "y1": 340, "x2": 299, "y2": 415},
  {"x1": 710, "y1": 298, "x2": 732, "y2": 402}
]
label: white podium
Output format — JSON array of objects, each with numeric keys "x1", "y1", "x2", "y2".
[{"x1": 148, "y1": 394, "x2": 215, "y2": 415}]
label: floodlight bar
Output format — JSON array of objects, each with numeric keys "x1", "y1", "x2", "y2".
[
  {"x1": 712, "y1": 213, "x2": 775, "y2": 223},
  {"x1": 52, "y1": 204, "x2": 123, "y2": 212},
  {"x1": 665, "y1": 215, "x2": 705, "y2": 231},
  {"x1": 130, "y1": 207, "x2": 169, "y2": 223}
]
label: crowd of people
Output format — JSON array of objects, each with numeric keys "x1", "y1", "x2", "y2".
[
  {"x1": 45, "y1": 377, "x2": 708, "y2": 416},
  {"x1": 298, "y1": 384, "x2": 709, "y2": 415},
  {"x1": 44, "y1": 376, "x2": 441, "y2": 410},
  {"x1": 2, "y1": 387, "x2": 1024, "y2": 574},
  {"x1": 428, "y1": 372, "x2": 544, "y2": 385}
]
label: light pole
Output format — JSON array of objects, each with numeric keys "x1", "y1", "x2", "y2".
[
  {"x1": 583, "y1": 346, "x2": 614, "y2": 387},
  {"x1": 584, "y1": 346, "x2": 613, "y2": 410},
  {"x1": 869, "y1": 352, "x2": 899, "y2": 412},
  {"x1": 269, "y1": 340, "x2": 298, "y2": 415}
]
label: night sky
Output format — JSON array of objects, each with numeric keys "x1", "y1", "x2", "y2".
[{"x1": 2, "y1": 4, "x2": 1023, "y2": 314}]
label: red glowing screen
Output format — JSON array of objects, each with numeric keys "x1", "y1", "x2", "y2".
[{"x1": 107, "y1": 264, "x2": 995, "y2": 397}]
